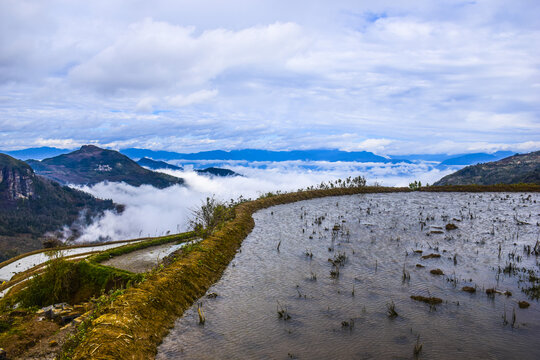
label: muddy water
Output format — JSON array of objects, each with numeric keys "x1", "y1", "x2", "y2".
[
  {"x1": 101, "y1": 241, "x2": 196, "y2": 273},
  {"x1": 157, "y1": 193, "x2": 540, "y2": 359}
]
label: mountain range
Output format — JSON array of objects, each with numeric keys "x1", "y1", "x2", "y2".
[
  {"x1": 1, "y1": 146, "x2": 71, "y2": 160},
  {"x1": 436, "y1": 151, "x2": 515, "y2": 167},
  {"x1": 26, "y1": 145, "x2": 184, "y2": 188},
  {"x1": 137, "y1": 157, "x2": 183, "y2": 170},
  {"x1": 0, "y1": 146, "x2": 519, "y2": 167},
  {"x1": 137, "y1": 157, "x2": 239, "y2": 177},
  {"x1": 121, "y1": 148, "x2": 401, "y2": 163}
]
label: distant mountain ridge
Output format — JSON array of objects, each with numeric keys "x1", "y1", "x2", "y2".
[
  {"x1": 388, "y1": 151, "x2": 514, "y2": 164},
  {"x1": 0, "y1": 146, "x2": 523, "y2": 166},
  {"x1": 136, "y1": 157, "x2": 239, "y2": 177},
  {"x1": 437, "y1": 151, "x2": 514, "y2": 166},
  {"x1": 137, "y1": 157, "x2": 183, "y2": 170},
  {"x1": 26, "y1": 145, "x2": 184, "y2": 188},
  {"x1": 195, "y1": 167, "x2": 239, "y2": 177},
  {"x1": 0, "y1": 153, "x2": 118, "y2": 261},
  {"x1": 0, "y1": 146, "x2": 71, "y2": 160},
  {"x1": 121, "y1": 148, "x2": 402, "y2": 163},
  {"x1": 433, "y1": 151, "x2": 540, "y2": 186}
]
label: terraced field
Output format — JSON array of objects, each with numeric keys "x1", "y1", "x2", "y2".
[{"x1": 157, "y1": 192, "x2": 540, "y2": 359}]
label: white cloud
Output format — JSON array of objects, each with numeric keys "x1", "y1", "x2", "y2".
[
  {"x1": 354, "y1": 138, "x2": 393, "y2": 153},
  {"x1": 0, "y1": 1, "x2": 539, "y2": 154},
  {"x1": 68, "y1": 19, "x2": 305, "y2": 93},
  {"x1": 135, "y1": 97, "x2": 158, "y2": 113},
  {"x1": 465, "y1": 112, "x2": 538, "y2": 130},
  {"x1": 167, "y1": 89, "x2": 218, "y2": 107}
]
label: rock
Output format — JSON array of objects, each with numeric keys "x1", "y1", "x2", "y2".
[
  {"x1": 41, "y1": 305, "x2": 54, "y2": 320},
  {"x1": 60, "y1": 312, "x2": 82, "y2": 325},
  {"x1": 51, "y1": 308, "x2": 64, "y2": 320},
  {"x1": 430, "y1": 269, "x2": 444, "y2": 275},
  {"x1": 73, "y1": 304, "x2": 88, "y2": 312},
  {"x1": 53, "y1": 302, "x2": 69, "y2": 309},
  {"x1": 40, "y1": 303, "x2": 76, "y2": 321}
]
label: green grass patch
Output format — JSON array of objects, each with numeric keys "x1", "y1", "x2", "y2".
[{"x1": 15, "y1": 258, "x2": 141, "y2": 308}]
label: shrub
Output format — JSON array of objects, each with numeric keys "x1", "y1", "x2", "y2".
[
  {"x1": 409, "y1": 180, "x2": 422, "y2": 190},
  {"x1": 17, "y1": 256, "x2": 138, "y2": 307},
  {"x1": 189, "y1": 196, "x2": 234, "y2": 238}
]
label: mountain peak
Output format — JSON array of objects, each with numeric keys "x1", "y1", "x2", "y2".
[
  {"x1": 28, "y1": 145, "x2": 184, "y2": 188},
  {"x1": 79, "y1": 145, "x2": 104, "y2": 153}
]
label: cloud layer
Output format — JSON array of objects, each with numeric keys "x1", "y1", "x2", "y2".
[{"x1": 0, "y1": 1, "x2": 539, "y2": 154}]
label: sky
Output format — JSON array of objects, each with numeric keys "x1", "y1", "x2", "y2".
[{"x1": 1, "y1": 0, "x2": 539, "y2": 155}]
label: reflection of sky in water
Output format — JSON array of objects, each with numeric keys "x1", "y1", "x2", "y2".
[{"x1": 158, "y1": 192, "x2": 540, "y2": 360}]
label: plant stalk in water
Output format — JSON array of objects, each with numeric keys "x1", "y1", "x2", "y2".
[{"x1": 197, "y1": 302, "x2": 206, "y2": 325}]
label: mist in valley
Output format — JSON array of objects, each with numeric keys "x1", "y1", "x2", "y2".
[{"x1": 71, "y1": 161, "x2": 453, "y2": 243}]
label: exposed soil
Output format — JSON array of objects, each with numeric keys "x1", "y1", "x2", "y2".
[{"x1": 0, "y1": 312, "x2": 77, "y2": 360}]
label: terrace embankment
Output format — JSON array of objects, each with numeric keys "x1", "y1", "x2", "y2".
[
  {"x1": 0, "y1": 232, "x2": 195, "y2": 359},
  {"x1": 156, "y1": 191, "x2": 540, "y2": 359},
  {"x1": 69, "y1": 186, "x2": 408, "y2": 359}
]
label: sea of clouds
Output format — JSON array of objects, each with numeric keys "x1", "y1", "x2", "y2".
[{"x1": 71, "y1": 161, "x2": 455, "y2": 243}]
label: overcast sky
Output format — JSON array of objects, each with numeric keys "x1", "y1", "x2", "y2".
[{"x1": 1, "y1": 0, "x2": 539, "y2": 154}]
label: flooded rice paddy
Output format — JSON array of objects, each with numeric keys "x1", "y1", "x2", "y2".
[
  {"x1": 101, "y1": 241, "x2": 196, "y2": 273},
  {"x1": 157, "y1": 192, "x2": 540, "y2": 359}
]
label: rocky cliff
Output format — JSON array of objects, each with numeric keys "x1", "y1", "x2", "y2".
[
  {"x1": 0, "y1": 154, "x2": 35, "y2": 201},
  {"x1": 0, "y1": 153, "x2": 119, "y2": 261}
]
